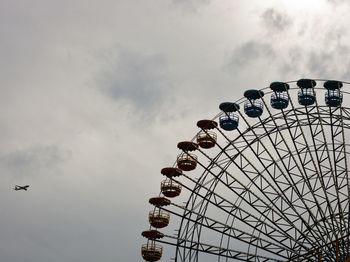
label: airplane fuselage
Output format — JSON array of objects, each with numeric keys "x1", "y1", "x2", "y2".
[{"x1": 14, "y1": 185, "x2": 29, "y2": 191}]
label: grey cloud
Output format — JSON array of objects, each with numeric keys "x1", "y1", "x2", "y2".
[
  {"x1": 307, "y1": 51, "x2": 334, "y2": 76},
  {"x1": 327, "y1": 0, "x2": 348, "y2": 3},
  {"x1": 0, "y1": 145, "x2": 70, "y2": 177},
  {"x1": 307, "y1": 48, "x2": 350, "y2": 79},
  {"x1": 275, "y1": 46, "x2": 303, "y2": 77},
  {"x1": 282, "y1": 21, "x2": 350, "y2": 78},
  {"x1": 226, "y1": 41, "x2": 275, "y2": 73},
  {"x1": 272, "y1": 43, "x2": 350, "y2": 80},
  {"x1": 261, "y1": 8, "x2": 291, "y2": 32},
  {"x1": 96, "y1": 47, "x2": 169, "y2": 116},
  {"x1": 171, "y1": 0, "x2": 211, "y2": 13}
]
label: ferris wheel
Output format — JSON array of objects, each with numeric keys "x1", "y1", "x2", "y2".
[{"x1": 141, "y1": 79, "x2": 350, "y2": 262}]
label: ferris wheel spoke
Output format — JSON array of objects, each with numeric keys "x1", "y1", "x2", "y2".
[
  {"x1": 216, "y1": 125, "x2": 328, "y2": 249},
  {"x1": 173, "y1": 163, "x2": 310, "y2": 259},
  {"x1": 174, "y1": 173, "x2": 302, "y2": 252},
  {"x1": 189, "y1": 142, "x2": 317, "y2": 251},
  {"x1": 182, "y1": 171, "x2": 311, "y2": 260},
  {"x1": 339, "y1": 106, "x2": 350, "y2": 238},
  {"x1": 230, "y1": 108, "x2": 330, "y2": 247},
  {"x1": 158, "y1": 234, "x2": 286, "y2": 262},
  {"x1": 284, "y1": 100, "x2": 341, "y2": 235},
  {"x1": 261, "y1": 95, "x2": 335, "y2": 232},
  {"x1": 289, "y1": 232, "x2": 350, "y2": 261},
  {"x1": 328, "y1": 105, "x2": 348, "y2": 235},
  {"x1": 159, "y1": 202, "x2": 292, "y2": 258},
  {"x1": 174, "y1": 153, "x2": 229, "y2": 260},
  {"x1": 281, "y1": 84, "x2": 348, "y2": 249},
  {"x1": 309, "y1": 85, "x2": 344, "y2": 236},
  {"x1": 272, "y1": 90, "x2": 342, "y2": 243},
  {"x1": 285, "y1": 108, "x2": 345, "y2": 249}
]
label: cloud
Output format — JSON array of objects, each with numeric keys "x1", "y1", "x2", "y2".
[
  {"x1": 306, "y1": 47, "x2": 350, "y2": 79},
  {"x1": 95, "y1": 47, "x2": 171, "y2": 117},
  {"x1": 171, "y1": 0, "x2": 211, "y2": 13},
  {"x1": 307, "y1": 51, "x2": 334, "y2": 77},
  {"x1": 327, "y1": 0, "x2": 348, "y2": 4},
  {"x1": 261, "y1": 8, "x2": 291, "y2": 32},
  {"x1": 0, "y1": 145, "x2": 70, "y2": 177},
  {"x1": 275, "y1": 22, "x2": 350, "y2": 79},
  {"x1": 225, "y1": 41, "x2": 276, "y2": 73}
]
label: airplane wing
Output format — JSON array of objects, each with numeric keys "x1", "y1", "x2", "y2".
[{"x1": 13, "y1": 185, "x2": 30, "y2": 190}]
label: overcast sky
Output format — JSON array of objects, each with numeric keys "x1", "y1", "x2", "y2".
[{"x1": 1, "y1": 0, "x2": 350, "y2": 261}]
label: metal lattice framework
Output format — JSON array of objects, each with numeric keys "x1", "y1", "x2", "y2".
[{"x1": 141, "y1": 79, "x2": 350, "y2": 262}]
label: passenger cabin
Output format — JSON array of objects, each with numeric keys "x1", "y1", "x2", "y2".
[
  {"x1": 196, "y1": 131, "x2": 216, "y2": 149},
  {"x1": 196, "y1": 120, "x2": 217, "y2": 149},
  {"x1": 177, "y1": 152, "x2": 197, "y2": 171},
  {"x1": 177, "y1": 141, "x2": 198, "y2": 171},
  {"x1": 161, "y1": 179, "x2": 181, "y2": 198},
  {"x1": 219, "y1": 102, "x2": 239, "y2": 131},
  {"x1": 270, "y1": 82, "x2": 289, "y2": 110},
  {"x1": 141, "y1": 242, "x2": 163, "y2": 262},
  {"x1": 244, "y1": 90, "x2": 264, "y2": 118},
  {"x1": 141, "y1": 229, "x2": 164, "y2": 261},
  {"x1": 324, "y1": 80, "x2": 343, "y2": 107},
  {"x1": 149, "y1": 209, "x2": 170, "y2": 228},
  {"x1": 297, "y1": 79, "x2": 316, "y2": 106}
]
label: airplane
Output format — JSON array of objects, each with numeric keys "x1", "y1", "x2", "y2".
[{"x1": 13, "y1": 185, "x2": 30, "y2": 191}]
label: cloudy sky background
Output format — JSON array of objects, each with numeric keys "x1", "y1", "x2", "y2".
[{"x1": 1, "y1": 0, "x2": 350, "y2": 261}]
